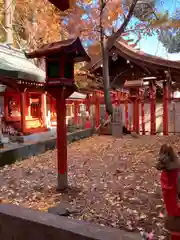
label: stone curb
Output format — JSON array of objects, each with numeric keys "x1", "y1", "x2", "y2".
[
  {"x1": 0, "y1": 128, "x2": 94, "y2": 167},
  {"x1": 0, "y1": 204, "x2": 141, "y2": 240}
]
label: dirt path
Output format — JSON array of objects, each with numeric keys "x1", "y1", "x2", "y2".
[{"x1": 1, "y1": 135, "x2": 179, "y2": 239}]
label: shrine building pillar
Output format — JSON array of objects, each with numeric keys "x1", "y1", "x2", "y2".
[
  {"x1": 139, "y1": 89, "x2": 145, "y2": 135},
  {"x1": 41, "y1": 93, "x2": 47, "y2": 127},
  {"x1": 20, "y1": 92, "x2": 26, "y2": 134},
  {"x1": 94, "y1": 92, "x2": 100, "y2": 128},
  {"x1": 4, "y1": 90, "x2": 9, "y2": 121},
  {"x1": 86, "y1": 93, "x2": 90, "y2": 114}
]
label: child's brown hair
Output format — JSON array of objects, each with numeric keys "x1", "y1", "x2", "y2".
[{"x1": 156, "y1": 144, "x2": 180, "y2": 171}]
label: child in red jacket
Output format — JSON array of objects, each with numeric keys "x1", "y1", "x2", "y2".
[{"x1": 156, "y1": 144, "x2": 180, "y2": 238}]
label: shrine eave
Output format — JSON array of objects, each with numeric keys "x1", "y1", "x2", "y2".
[
  {"x1": 124, "y1": 80, "x2": 145, "y2": 88},
  {"x1": 113, "y1": 41, "x2": 180, "y2": 72},
  {"x1": 0, "y1": 44, "x2": 45, "y2": 86},
  {"x1": 0, "y1": 75, "x2": 45, "y2": 91},
  {"x1": 48, "y1": 0, "x2": 70, "y2": 11},
  {"x1": 88, "y1": 40, "x2": 180, "y2": 77},
  {"x1": 26, "y1": 38, "x2": 90, "y2": 63}
]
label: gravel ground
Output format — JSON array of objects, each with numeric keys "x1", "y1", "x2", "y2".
[{"x1": 1, "y1": 135, "x2": 179, "y2": 239}]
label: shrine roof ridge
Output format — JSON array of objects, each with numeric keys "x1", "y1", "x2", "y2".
[
  {"x1": 0, "y1": 43, "x2": 25, "y2": 57},
  {"x1": 69, "y1": 92, "x2": 86, "y2": 99},
  {"x1": 0, "y1": 44, "x2": 45, "y2": 83},
  {"x1": 88, "y1": 39, "x2": 180, "y2": 74},
  {"x1": 113, "y1": 41, "x2": 180, "y2": 71},
  {"x1": 26, "y1": 38, "x2": 90, "y2": 63}
]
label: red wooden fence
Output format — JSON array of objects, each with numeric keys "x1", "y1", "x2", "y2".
[{"x1": 48, "y1": 87, "x2": 180, "y2": 136}]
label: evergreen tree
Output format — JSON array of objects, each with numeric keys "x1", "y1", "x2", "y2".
[
  {"x1": 158, "y1": 29, "x2": 180, "y2": 53},
  {"x1": 158, "y1": 9, "x2": 180, "y2": 53}
]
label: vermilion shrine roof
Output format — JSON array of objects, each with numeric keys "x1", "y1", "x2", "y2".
[
  {"x1": 0, "y1": 44, "x2": 45, "y2": 83},
  {"x1": 26, "y1": 38, "x2": 90, "y2": 63}
]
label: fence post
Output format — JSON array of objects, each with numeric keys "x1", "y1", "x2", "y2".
[
  {"x1": 163, "y1": 81, "x2": 168, "y2": 135},
  {"x1": 139, "y1": 89, "x2": 145, "y2": 135},
  {"x1": 136, "y1": 93, "x2": 140, "y2": 134},
  {"x1": 94, "y1": 93, "x2": 100, "y2": 128},
  {"x1": 141, "y1": 101, "x2": 145, "y2": 135},
  {"x1": 125, "y1": 100, "x2": 129, "y2": 129},
  {"x1": 74, "y1": 102, "x2": 79, "y2": 125},
  {"x1": 150, "y1": 81, "x2": 156, "y2": 135}
]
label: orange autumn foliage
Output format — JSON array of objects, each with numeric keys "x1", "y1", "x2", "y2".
[
  {"x1": 62, "y1": 0, "x2": 125, "y2": 39},
  {"x1": 14, "y1": 0, "x2": 66, "y2": 49}
]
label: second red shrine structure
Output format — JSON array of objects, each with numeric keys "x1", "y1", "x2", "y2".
[{"x1": 27, "y1": 38, "x2": 91, "y2": 189}]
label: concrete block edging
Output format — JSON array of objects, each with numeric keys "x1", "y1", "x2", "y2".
[
  {"x1": 0, "y1": 204, "x2": 141, "y2": 240},
  {"x1": 0, "y1": 128, "x2": 94, "y2": 167}
]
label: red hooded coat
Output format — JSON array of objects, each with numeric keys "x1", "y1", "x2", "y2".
[{"x1": 161, "y1": 169, "x2": 180, "y2": 216}]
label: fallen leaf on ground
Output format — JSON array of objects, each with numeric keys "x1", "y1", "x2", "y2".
[{"x1": 1, "y1": 135, "x2": 178, "y2": 238}]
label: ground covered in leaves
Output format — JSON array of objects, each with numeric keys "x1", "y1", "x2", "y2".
[{"x1": 0, "y1": 135, "x2": 178, "y2": 239}]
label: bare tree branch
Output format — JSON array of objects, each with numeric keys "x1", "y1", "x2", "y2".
[
  {"x1": 107, "y1": 0, "x2": 139, "y2": 50},
  {"x1": 139, "y1": 1, "x2": 159, "y2": 20}
]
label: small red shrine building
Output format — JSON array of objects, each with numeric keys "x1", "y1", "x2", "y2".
[
  {"x1": 0, "y1": 41, "x2": 129, "y2": 136},
  {"x1": 0, "y1": 44, "x2": 47, "y2": 135},
  {"x1": 0, "y1": 44, "x2": 91, "y2": 135},
  {"x1": 0, "y1": 42, "x2": 96, "y2": 136},
  {"x1": 47, "y1": 91, "x2": 87, "y2": 127}
]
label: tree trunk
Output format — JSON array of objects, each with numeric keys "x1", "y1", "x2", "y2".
[
  {"x1": 4, "y1": 0, "x2": 14, "y2": 45},
  {"x1": 100, "y1": 0, "x2": 139, "y2": 117},
  {"x1": 100, "y1": 36, "x2": 113, "y2": 115}
]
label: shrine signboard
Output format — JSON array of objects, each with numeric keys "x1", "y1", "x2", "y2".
[{"x1": 112, "y1": 107, "x2": 123, "y2": 138}]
